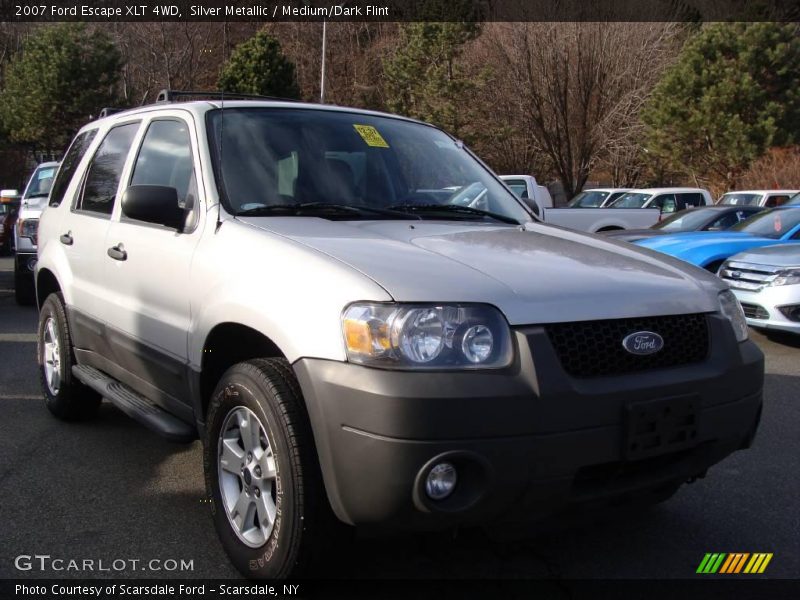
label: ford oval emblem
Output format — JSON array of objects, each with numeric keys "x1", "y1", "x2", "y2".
[{"x1": 622, "y1": 331, "x2": 664, "y2": 355}]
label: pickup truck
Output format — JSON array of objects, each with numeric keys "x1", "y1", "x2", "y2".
[
  {"x1": 14, "y1": 162, "x2": 59, "y2": 304},
  {"x1": 36, "y1": 94, "x2": 763, "y2": 579},
  {"x1": 717, "y1": 189, "x2": 798, "y2": 208},
  {"x1": 500, "y1": 176, "x2": 659, "y2": 232}
]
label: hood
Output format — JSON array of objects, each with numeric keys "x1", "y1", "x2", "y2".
[
  {"x1": 238, "y1": 218, "x2": 723, "y2": 325},
  {"x1": 20, "y1": 196, "x2": 48, "y2": 212},
  {"x1": 728, "y1": 243, "x2": 800, "y2": 267}
]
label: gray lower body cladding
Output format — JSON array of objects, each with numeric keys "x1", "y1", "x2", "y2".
[{"x1": 294, "y1": 314, "x2": 764, "y2": 529}]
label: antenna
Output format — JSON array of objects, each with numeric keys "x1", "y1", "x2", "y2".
[{"x1": 216, "y1": 20, "x2": 227, "y2": 232}]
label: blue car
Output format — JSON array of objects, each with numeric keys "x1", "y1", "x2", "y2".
[{"x1": 635, "y1": 206, "x2": 800, "y2": 271}]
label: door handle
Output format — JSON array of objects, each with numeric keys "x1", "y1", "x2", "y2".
[
  {"x1": 107, "y1": 244, "x2": 127, "y2": 261},
  {"x1": 60, "y1": 232, "x2": 73, "y2": 246}
]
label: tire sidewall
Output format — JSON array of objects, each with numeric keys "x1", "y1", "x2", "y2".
[
  {"x1": 37, "y1": 295, "x2": 71, "y2": 411},
  {"x1": 204, "y1": 370, "x2": 300, "y2": 579}
]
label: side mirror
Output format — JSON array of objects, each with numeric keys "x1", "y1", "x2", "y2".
[
  {"x1": 522, "y1": 197, "x2": 541, "y2": 217},
  {"x1": 121, "y1": 185, "x2": 186, "y2": 231}
]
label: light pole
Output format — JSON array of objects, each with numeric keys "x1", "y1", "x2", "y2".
[
  {"x1": 320, "y1": 20, "x2": 327, "y2": 103},
  {"x1": 319, "y1": 2, "x2": 349, "y2": 104}
]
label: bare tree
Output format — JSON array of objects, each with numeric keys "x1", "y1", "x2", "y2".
[{"x1": 480, "y1": 21, "x2": 685, "y2": 197}]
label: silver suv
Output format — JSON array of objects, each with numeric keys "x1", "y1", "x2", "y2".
[{"x1": 36, "y1": 94, "x2": 764, "y2": 579}]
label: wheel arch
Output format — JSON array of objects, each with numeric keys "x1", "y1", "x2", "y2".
[
  {"x1": 198, "y1": 322, "x2": 288, "y2": 420},
  {"x1": 36, "y1": 268, "x2": 62, "y2": 310}
]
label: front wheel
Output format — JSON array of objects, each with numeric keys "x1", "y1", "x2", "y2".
[
  {"x1": 37, "y1": 293, "x2": 101, "y2": 419},
  {"x1": 204, "y1": 358, "x2": 335, "y2": 579}
]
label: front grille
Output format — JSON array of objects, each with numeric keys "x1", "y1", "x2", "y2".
[
  {"x1": 545, "y1": 313, "x2": 709, "y2": 378},
  {"x1": 719, "y1": 260, "x2": 782, "y2": 292}
]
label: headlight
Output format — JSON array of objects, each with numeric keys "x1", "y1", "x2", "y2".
[
  {"x1": 769, "y1": 269, "x2": 800, "y2": 287},
  {"x1": 718, "y1": 290, "x2": 748, "y2": 342},
  {"x1": 18, "y1": 218, "x2": 39, "y2": 243},
  {"x1": 342, "y1": 303, "x2": 513, "y2": 369}
]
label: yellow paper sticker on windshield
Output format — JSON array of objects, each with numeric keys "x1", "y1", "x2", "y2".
[{"x1": 353, "y1": 124, "x2": 390, "y2": 148}]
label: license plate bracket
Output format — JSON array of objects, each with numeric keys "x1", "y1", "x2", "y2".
[{"x1": 624, "y1": 396, "x2": 699, "y2": 460}]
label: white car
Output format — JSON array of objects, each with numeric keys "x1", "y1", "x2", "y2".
[
  {"x1": 499, "y1": 175, "x2": 553, "y2": 212},
  {"x1": 612, "y1": 187, "x2": 714, "y2": 215},
  {"x1": 717, "y1": 190, "x2": 799, "y2": 208},
  {"x1": 719, "y1": 244, "x2": 800, "y2": 334},
  {"x1": 568, "y1": 188, "x2": 632, "y2": 208}
]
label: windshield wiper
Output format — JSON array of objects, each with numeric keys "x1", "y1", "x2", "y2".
[
  {"x1": 387, "y1": 203, "x2": 520, "y2": 225},
  {"x1": 235, "y1": 202, "x2": 420, "y2": 219},
  {"x1": 25, "y1": 193, "x2": 49, "y2": 199}
]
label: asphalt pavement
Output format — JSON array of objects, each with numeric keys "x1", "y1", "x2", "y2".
[{"x1": 0, "y1": 255, "x2": 798, "y2": 581}]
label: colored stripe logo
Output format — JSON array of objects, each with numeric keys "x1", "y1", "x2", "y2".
[{"x1": 696, "y1": 553, "x2": 773, "y2": 574}]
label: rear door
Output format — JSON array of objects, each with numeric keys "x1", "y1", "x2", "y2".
[{"x1": 100, "y1": 114, "x2": 204, "y2": 412}]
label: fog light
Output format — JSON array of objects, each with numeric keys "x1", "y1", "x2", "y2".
[
  {"x1": 27, "y1": 258, "x2": 37, "y2": 272},
  {"x1": 425, "y1": 462, "x2": 457, "y2": 500},
  {"x1": 778, "y1": 304, "x2": 800, "y2": 322}
]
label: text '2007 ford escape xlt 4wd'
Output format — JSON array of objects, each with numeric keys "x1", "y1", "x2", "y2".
[{"x1": 35, "y1": 92, "x2": 764, "y2": 579}]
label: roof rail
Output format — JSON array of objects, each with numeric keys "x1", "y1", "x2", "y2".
[
  {"x1": 155, "y1": 89, "x2": 300, "y2": 104},
  {"x1": 98, "y1": 107, "x2": 126, "y2": 118}
]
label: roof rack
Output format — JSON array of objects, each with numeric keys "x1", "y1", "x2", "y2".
[
  {"x1": 98, "y1": 107, "x2": 126, "y2": 118},
  {"x1": 155, "y1": 89, "x2": 299, "y2": 104}
]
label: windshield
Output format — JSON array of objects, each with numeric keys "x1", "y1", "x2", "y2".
[
  {"x1": 718, "y1": 193, "x2": 760, "y2": 206},
  {"x1": 24, "y1": 165, "x2": 57, "y2": 199},
  {"x1": 787, "y1": 193, "x2": 800, "y2": 206},
  {"x1": 612, "y1": 192, "x2": 652, "y2": 208},
  {"x1": 207, "y1": 108, "x2": 530, "y2": 223},
  {"x1": 653, "y1": 208, "x2": 715, "y2": 231},
  {"x1": 569, "y1": 190, "x2": 608, "y2": 208},
  {"x1": 732, "y1": 208, "x2": 800, "y2": 239}
]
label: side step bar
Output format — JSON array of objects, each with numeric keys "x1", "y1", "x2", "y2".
[{"x1": 72, "y1": 365, "x2": 196, "y2": 442}]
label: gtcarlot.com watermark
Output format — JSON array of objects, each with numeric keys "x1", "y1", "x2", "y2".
[{"x1": 14, "y1": 554, "x2": 194, "y2": 573}]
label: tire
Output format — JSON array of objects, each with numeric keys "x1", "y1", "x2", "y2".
[
  {"x1": 204, "y1": 358, "x2": 336, "y2": 579},
  {"x1": 14, "y1": 267, "x2": 36, "y2": 306},
  {"x1": 37, "y1": 293, "x2": 101, "y2": 419}
]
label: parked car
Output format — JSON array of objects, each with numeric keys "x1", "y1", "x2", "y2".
[
  {"x1": 611, "y1": 187, "x2": 714, "y2": 215},
  {"x1": 602, "y1": 205, "x2": 764, "y2": 243},
  {"x1": 14, "y1": 162, "x2": 59, "y2": 304},
  {"x1": 717, "y1": 190, "x2": 799, "y2": 208},
  {"x1": 719, "y1": 244, "x2": 800, "y2": 335},
  {"x1": 455, "y1": 177, "x2": 656, "y2": 232},
  {"x1": 635, "y1": 207, "x2": 800, "y2": 271},
  {"x1": 499, "y1": 175, "x2": 553, "y2": 212},
  {"x1": 0, "y1": 189, "x2": 21, "y2": 255},
  {"x1": 568, "y1": 188, "x2": 632, "y2": 208},
  {"x1": 36, "y1": 94, "x2": 763, "y2": 579}
]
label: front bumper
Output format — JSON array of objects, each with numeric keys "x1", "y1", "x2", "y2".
[
  {"x1": 294, "y1": 314, "x2": 764, "y2": 529},
  {"x1": 15, "y1": 252, "x2": 37, "y2": 278},
  {"x1": 731, "y1": 286, "x2": 800, "y2": 334}
]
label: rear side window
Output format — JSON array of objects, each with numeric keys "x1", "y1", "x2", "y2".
[
  {"x1": 677, "y1": 193, "x2": 704, "y2": 209},
  {"x1": 765, "y1": 195, "x2": 791, "y2": 208},
  {"x1": 130, "y1": 120, "x2": 196, "y2": 208},
  {"x1": 77, "y1": 122, "x2": 140, "y2": 216},
  {"x1": 50, "y1": 130, "x2": 98, "y2": 207}
]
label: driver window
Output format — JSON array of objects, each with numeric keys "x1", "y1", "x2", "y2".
[{"x1": 131, "y1": 120, "x2": 196, "y2": 209}]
